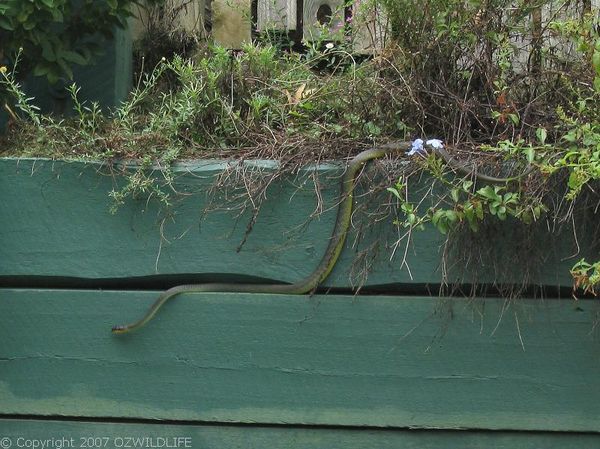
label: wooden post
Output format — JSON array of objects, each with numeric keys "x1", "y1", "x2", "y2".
[{"x1": 530, "y1": 0, "x2": 542, "y2": 76}]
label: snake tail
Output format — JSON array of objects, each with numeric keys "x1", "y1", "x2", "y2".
[
  {"x1": 112, "y1": 141, "x2": 530, "y2": 334},
  {"x1": 111, "y1": 142, "x2": 412, "y2": 334}
]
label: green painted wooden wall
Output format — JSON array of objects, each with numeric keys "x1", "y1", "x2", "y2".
[
  {"x1": 1, "y1": 157, "x2": 599, "y2": 447},
  {"x1": 0, "y1": 158, "x2": 587, "y2": 288},
  {"x1": 3, "y1": 420, "x2": 600, "y2": 449}
]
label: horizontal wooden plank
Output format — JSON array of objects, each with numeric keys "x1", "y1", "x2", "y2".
[
  {"x1": 1, "y1": 289, "x2": 599, "y2": 431},
  {"x1": 2, "y1": 419, "x2": 600, "y2": 449},
  {"x1": 0, "y1": 158, "x2": 583, "y2": 288}
]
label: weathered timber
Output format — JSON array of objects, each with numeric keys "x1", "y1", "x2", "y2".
[
  {"x1": 1, "y1": 419, "x2": 600, "y2": 448},
  {"x1": 0, "y1": 158, "x2": 584, "y2": 289},
  {"x1": 1, "y1": 289, "x2": 598, "y2": 431}
]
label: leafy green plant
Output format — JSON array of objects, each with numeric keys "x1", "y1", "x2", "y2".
[
  {"x1": 378, "y1": 1, "x2": 600, "y2": 293},
  {"x1": 0, "y1": 49, "x2": 41, "y2": 125},
  {"x1": 547, "y1": 105, "x2": 600, "y2": 200},
  {"x1": 68, "y1": 83, "x2": 102, "y2": 135},
  {"x1": 0, "y1": 38, "x2": 409, "y2": 210},
  {"x1": 571, "y1": 259, "x2": 600, "y2": 296},
  {"x1": 388, "y1": 169, "x2": 542, "y2": 237},
  {"x1": 0, "y1": 0, "x2": 147, "y2": 83}
]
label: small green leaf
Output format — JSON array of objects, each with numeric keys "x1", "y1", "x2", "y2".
[
  {"x1": 61, "y1": 50, "x2": 88, "y2": 65},
  {"x1": 17, "y1": 9, "x2": 30, "y2": 23},
  {"x1": 33, "y1": 62, "x2": 50, "y2": 77},
  {"x1": 445, "y1": 210, "x2": 459, "y2": 223},
  {"x1": 56, "y1": 57, "x2": 74, "y2": 80},
  {"x1": 536, "y1": 127, "x2": 547, "y2": 145},
  {"x1": 46, "y1": 69, "x2": 60, "y2": 84},
  {"x1": 464, "y1": 208, "x2": 479, "y2": 231},
  {"x1": 51, "y1": 8, "x2": 63, "y2": 22},
  {"x1": 568, "y1": 170, "x2": 583, "y2": 190},
  {"x1": 41, "y1": 39, "x2": 56, "y2": 62},
  {"x1": 22, "y1": 19, "x2": 37, "y2": 30},
  {"x1": 475, "y1": 202, "x2": 484, "y2": 219},
  {"x1": 477, "y1": 185, "x2": 500, "y2": 201},
  {"x1": 572, "y1": 258, "x2": 591, "y2": 271},
  {"x1": 386, "y1": 187, "x2": 402, "y2": 200},
  {"x1": 563, "y1": 131, "x2": 578, "y2": 143},
  {"x1": 298, "y1": 101, "x2": 314, "y2": 111},
  {"x1": 0, "y1": 17, "x2": 14, "y2": 30},
  {"x1": 435, "y1": 219, "x2": 449, "y2": 234},
  {"x1": 593, "y1": 49, "x2": 600, "y2": 75},
  {"x1": 524, "y1": 146, "x2": 535, "y2": 163},
  {"x1": 450, "y1": 188, "x2": 460, "y2": 203}
]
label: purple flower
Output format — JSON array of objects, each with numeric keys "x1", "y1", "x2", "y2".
[
  {"x1": 426, "y1": 139, "x2": 444, "y2": 149},
  {"x1": 407, "y1": 139, "x2": 425, "y2": 156},
  {"x1": 407, "y1": 138, "x2": 444, "y2": 156}
]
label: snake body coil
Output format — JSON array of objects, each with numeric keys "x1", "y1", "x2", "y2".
[{"x1": 112, "y1": 142, "x2": 530, "y2": 334}]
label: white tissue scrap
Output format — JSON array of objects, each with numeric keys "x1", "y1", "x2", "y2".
[{"x1": 406, "y1": 138, "x2": 444, "y2": 156}]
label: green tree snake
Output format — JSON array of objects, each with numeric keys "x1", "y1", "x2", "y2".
[{"x1": 112, "y1": 141, "x2": 532, "y2": 334}]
